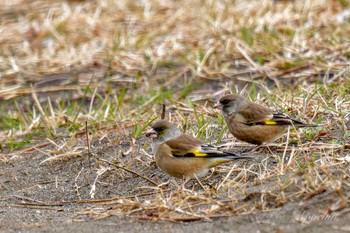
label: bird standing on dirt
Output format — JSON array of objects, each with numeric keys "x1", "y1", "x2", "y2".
[
  {"x1": 146, "y1": 120, "x2": 252, "y2": 179},
  {"x1": 216, "y1": 94, "x2": 318, "y2": 145}
]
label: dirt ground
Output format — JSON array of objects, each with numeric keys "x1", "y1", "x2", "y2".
[
  {"x1": 1, "y1": 0, "x2": 350, "y2": 232},
  {"x1": 1, "y1": 130, "x2": 349, "y2": 233}
]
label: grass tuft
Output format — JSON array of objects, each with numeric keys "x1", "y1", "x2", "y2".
[{"x1": 0, "y1": 0, "x2": 349, "y2": 226}]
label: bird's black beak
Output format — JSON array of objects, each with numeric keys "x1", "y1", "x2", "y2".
[
  {"x1": 213, "y1": 103, "x2": 223, "y2": 110},
  {"x1": 145, "y1": 128, "x2": 158, "y2": 138}
]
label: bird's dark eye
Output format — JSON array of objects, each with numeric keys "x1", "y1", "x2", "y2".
[
  {"x1": 156, "y1": 126, "x2": 165, "y2": 132},
  {"x1": 220, "y1": 100, "x2": 230, "y2": 105}
]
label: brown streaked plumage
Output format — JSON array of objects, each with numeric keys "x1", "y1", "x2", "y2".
[
  {"x1": 217, "y1": 94, "x2": 318, "y2": 145},
  {"x1": 146, "y1": 120, "x2": 252, "y2": 179}
]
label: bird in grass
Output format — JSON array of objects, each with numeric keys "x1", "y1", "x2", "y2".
[
  {"x1": 146, "y1": 119, "x2": 252, "y2": 179},
  {"x1": 216, "y1": 94, "x2": 318, "y2": 145}
]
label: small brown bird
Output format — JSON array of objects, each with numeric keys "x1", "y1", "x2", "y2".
[
  {"x1": 146, "y1": 120, "x2": 252, "y2": 179},
  {"x1": 216, "y1": 94, "x2": 318, "y2": 145}
]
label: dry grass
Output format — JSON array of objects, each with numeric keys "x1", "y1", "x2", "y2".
[{"x1": 0, "y1": 0, "x2": 349, "y2": 226}]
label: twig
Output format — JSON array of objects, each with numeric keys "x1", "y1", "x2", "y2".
[
  {"x1": 12, "y1": 195, "x2": 46, "y2": 204},
  {"x1": 14, "y1": 202, "x2": 64, "y2": 207},
  {"x1": 12, "y1": 196, "x2": 66, "y2": 207},
  {"x1": 170, "y1": 214, "x2": 231, "y2": 221},
  {"x1": 10, "y1": 142, "x2": 51, "y2": 155},
  {"x1": 280, "y1": 126, "x2": 290, "y2": 174},
  {"x1": 96, "y1": 158, "x2": 158, "y2": 186},
  {"x1": 217, "y1": 164, "x2": 237, "y2": 191},
  {"x1": 15, "y1": 223, "x2": 44, "y2": 229},
  {"x1": 74, "y1": 167, "x2": 84, "y2": 200},
  {"x1": 273, "y1": 62, "x2": 311, "y2": 78},
  {"x1": 76, "y1": 190, "x2": 168, "y2": 204},
  {"x1": 303, "y1": 186, "x2": 327, "y2": 201},
  {"x1": 193, "y1": 174, "x2": 207, "y2": 192},
  {"x1": 6, "y1": 204, "x2": 64, "y2": 211},
  {"x1": 161, "y1": 104, "x2": 166, "y2": 119},
  {"x1": 85, "y1": 121, "x2": 91, "y2": 169},
  {"x1": 30, "y1": 85, "x2": 52, "y2": 130}
]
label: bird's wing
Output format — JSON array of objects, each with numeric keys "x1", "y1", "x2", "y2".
[
  {"x1": 271, "y1": 113, "x2": 318, "y2": 127},
  {"x1": 269, "y1": 113, "x2": 300, "y2": 125},
  {"x1": 238, "y1": 103, "x2": 274, "y2": 124},
  {"x1": 237, "y1": 102, "x2": 317, "y2": 127},
  {"x1": 196, "y1": 145, "x2": 253, "y2": 159},
  {"x1": 165, "y1": 135, "x2": 253, "y2": 160},
  {"x1": 241, "y1": 110, "x2": 318, "y2": 127},
  {"x1": 164, "y1": 134, "x2": 202, "y2": 157}
]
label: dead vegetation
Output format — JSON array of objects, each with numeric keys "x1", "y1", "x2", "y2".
[{"x1": 0, "y1": 0, "x2": 349, "y2": 231}]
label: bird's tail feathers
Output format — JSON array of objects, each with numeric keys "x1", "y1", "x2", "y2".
[
  {"x1": 294, "y1": 123, "x2": 320, "y2": 128},
  {"x1": 223, "y1": 154, "x2": 254, "y2": 160},
  {"x1": 272, "y1": 114, "x2": 320, "y2": 128},
  {"x1": 200, "y1": 145, "x2": 235, "y2": 154},
  {"x1": 200, "y1": 145, "x2": 254, "y2": 160}
]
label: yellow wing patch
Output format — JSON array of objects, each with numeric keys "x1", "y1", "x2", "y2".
[
  {"x1": 264, "y1": 120, "x2": 277, "y2": 125},
  {"x1": 191, "y1": 149, "x2": 207, "y2": 157}
]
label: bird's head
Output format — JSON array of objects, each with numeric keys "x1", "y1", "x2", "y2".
[
  {"x1": 216, "y1": 94, "x2": 247, "y2": 116},
  {"x1": 146, "y1": 120, "x2": 181, "y2": 141}
]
